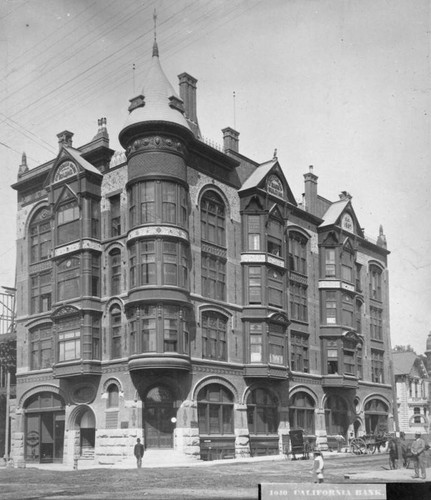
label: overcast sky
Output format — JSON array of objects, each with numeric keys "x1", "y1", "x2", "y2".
[{"x1": 1, "y1": 0, "x2": 430, "y2": 354}]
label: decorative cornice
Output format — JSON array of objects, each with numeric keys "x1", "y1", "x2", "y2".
[
  {"x1": 128, "y1": 226, "x2": 189, "y2": 242},
  {"x1": 126, "y1": 135, "x2": 186, "y2": 158},
  {"x1": 54, "y1": 239, "x2": 102, "y2": 257},
  {"x1": 201, "y1": 243, "x2": 227, "y2": 259}
]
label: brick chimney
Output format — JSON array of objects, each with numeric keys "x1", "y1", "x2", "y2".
[
  {"x1": 303, "y1": 165, "x2": 318, "y2": 215},
  {"x1": 222, "y1": 127, "x2": 239, "y2": 153},
  {"x1": 57, "y1": 130, "x2": 73, "y2": 150},
  {"x1": 178, "y1": 73, "x2": 198, "y2": 124}
]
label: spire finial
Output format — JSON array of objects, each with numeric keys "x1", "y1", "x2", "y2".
[{"x1": 152, "y1": 8, "x2": 159, "y2": 57}]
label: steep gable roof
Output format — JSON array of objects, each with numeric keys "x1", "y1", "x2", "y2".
[{"x1": 393, "y1": 351, "x2": 428, "y2": 377}]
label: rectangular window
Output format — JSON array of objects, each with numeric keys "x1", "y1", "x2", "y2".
[
  {"x1": 247, "y1": 215, "x2": 261, "y2": 251},
  {"x1": 129, "y1": 243, "x2": 137, "y2": 288},
  {"x1": 162, "y1": 182, "x2": 177, "y2": 224},
  {"x1": 92, "y1": 317, "x2": 100, "y2": 360},
  {"x1": 268, "y1": 268, "x2": 283, "y2": 308},
  {"x1": 57, "y1": 257, "x2": 80, "y2": 301},
  {"x1": 343, "y1": 349, "x2": 355, "y2": 375},
  {"x1": 30, "y1": 326, "x2": 52, "y2": 370},
  {"x1": 31, "y1": 271, "x2": 52, "y2": 314},
  {"x1": 289, "y1": 234, "x2": 307, "y2": 275},
  {"x1": 110, "y1": 195, "x2": 121, "y2": 237},
  {"x1": 57, "y1": 200, "x2": 80, "y2": 245},
  {"x1": 202, "y1": 313, "x2": 227, "y2": 361},
  {"x1": 342, "y1": 264, "x2": 352, "y2": 282},
  {"x1": 140, "y1": 182, "x2": 155, "y2": 223},
  {"x1": 142, "y1": 306, "x2": 157, "y2": 352},
  {"x1": 325, "y1": 248, "x2": 336, "y2": 277},
  {"x1": 91, "y1": 253, "x2": 100, "y2": 296},
  {"x1": 267, "y1": 218, "x2": 283, "y2": 257},
  {"x1": 164, "y1": 306, "x2": 178, "y2": 352},
  {"x1": 90, "y1": 198, "x2": 100, "y2": 239},
  {"x1": 290, "y1": 282, "x2": 308, "y2": 322},
  {"x1": 110, "y1": 250, "x2": 121, "y2": 295},
  {"x1": 201, "y1": 254, "x2": 226, "y2": 301},
  {"x1": 370, "y1": 307, "x2": 383, "y2": 340},
  {"x1": 58, "y1": 319, "x2": 81, "y2": 362},
  {"x1": 111, "y1": 311, "x2": 122, "y2": 359},
  {"x1": 370, "y1": 267, "x2": 382, "y2": 301},
  {"x1": 325, "y1": 291, "x2": 337, "y2": 324},
  {"x1": 250, "y1": 323, "x2": 263, "y2": 363},
  {"x1": 290, "y1": 332, "x2": 309, "y2": 373},
  {"x1": 31, "y1": 221, "x2": 51, "y2": 262},
  {"x1": 371, "y1": 350, "x2": 384, "y2": 383},
  {"x1": 140, "y1": 241, "x2": 156, "y2": 285},
  {"x1": 248, "y1": 266, "x2": 262, "y2": 304},
  {"x1": 327, "y1": 341, "x2": 338, "y2": 374},
  {"x1": 163, "y1": 241, "x2": 178, "y2": 285}
]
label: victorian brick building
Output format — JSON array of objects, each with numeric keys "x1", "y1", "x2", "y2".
[{"x1": 11, "y1": 39, "x2": 393, "y2": 466}]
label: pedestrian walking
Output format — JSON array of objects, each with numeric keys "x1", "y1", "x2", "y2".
[
  {"x1": 134, "y1": 438, "x2": 145, "y2": 468},
  {"x1": 388, "y1": 435, "x2": 400, "y2": 469},
  {"x1": 399, "y1": 432, "x2": 408, "y2": 468},
  {"x1": 410, "y1": 432, "x2": 426, "y2": 479},
  {"x1": 312, "y1": 450, "x2": 324, "y2": 483}
]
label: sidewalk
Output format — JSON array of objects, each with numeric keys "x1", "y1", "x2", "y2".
[{"x1": 344, "y1": 465, "x2": 431, "y2": 482}]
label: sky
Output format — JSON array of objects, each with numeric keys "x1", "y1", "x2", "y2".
[{"x1": 0, "y1": 0, "x2": 430, "y2": 354}]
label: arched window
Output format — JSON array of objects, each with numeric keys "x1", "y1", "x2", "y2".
[
  {"x1": 110, "y1": 248, "x2": 121, "y2": 295},
  {"x1": 369, "y1": 265, "x2": 383, "y2": 301},
  {"x1": 247, "y1": 388, "x2": 279, "y2": 435},
  {"x1": 29, "y1": 208, "x2": 51, "y2": 263},
  {"x1": 107, "y1": 384, "x2": 119, "y2": 408},
  {"x1": 289, "y1": 232, "x2": 307, "y2": 275},
  {"x1": 110, "y1": 306, "x2": 122, "y2": 359},
  {"x1": 325, "y1": 395, "x2": 348, "y2": 437},
  {"x1": 289, "y1": 392, "x2": 315, "y2": 435},
  {"x1": 202, "y1": 311, "x2": 228, "y2": 361},
  {"x1": 200, "y1": 191, "x2": 226, "y2": 246},
  {"x1": 197, "y1": 384, "x2": 234, "y2": 435},
  {"x1": 364, "y1": 399, "x2": 388, "y2": 435}
]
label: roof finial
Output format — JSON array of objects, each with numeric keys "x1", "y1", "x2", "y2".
[
  {"x1": 273, "y1": 148, "x2": 277, "y2": 160},
  {"x1": 152, "y1": 8, "x2": 159, "y2": 57},
  {"x1": 18, "y1": 151, "x2": 28, "y2": 178}
]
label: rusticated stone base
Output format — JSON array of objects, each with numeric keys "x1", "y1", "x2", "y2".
[
  {"x1": 94, "y1": 428, "x2": 143, "y2": 466},
  {"x1": 235, "y1": 428, "x2": 251, "y2": 458},
  {"x1": 174, "y1": 427, "x2": 200, "y2": 457}
]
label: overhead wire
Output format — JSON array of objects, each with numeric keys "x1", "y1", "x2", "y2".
[{"x1": 1, "y1": 1, "x2": 262, "y2": 159}]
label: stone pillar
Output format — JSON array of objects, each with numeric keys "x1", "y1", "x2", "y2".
[
  {"x1": 234, "y1": 404, "x2": 250, "y2": 458},
  {"x1": 278, "y1": 405, "x2": 290, "y2": 455},
  {"x1": 10, "y1": 406, "x2": 24, "y2": 465},
  {"x1": 314, "y1": 409, "x2": 328, "y2": 450},
  {"x1": 174, "y1": 399, "x2": 200, "y2": 457}
]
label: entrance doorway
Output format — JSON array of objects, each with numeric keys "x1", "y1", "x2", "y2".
[
  {"x1": 24, "y1": 392, "x2": 65, "y2": 463},
  {"x1": 144, "y1": 386, "x2": 176, "y2": 448},
  {"x1": 78, "y1": 408, "x2": 96, "y2": 458}
]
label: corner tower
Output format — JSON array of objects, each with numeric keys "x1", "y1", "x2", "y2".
[{"x1": 119, "y1": 39, "x2": 195, "y2": 424}]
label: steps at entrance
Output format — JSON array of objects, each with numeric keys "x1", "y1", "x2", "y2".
[{"x1": 142, "y1": 449, "x2": 201, "y2": 467}]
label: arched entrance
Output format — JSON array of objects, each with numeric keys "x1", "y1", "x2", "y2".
[
  {"x1": 24, "y1": 392, "x2": 65, "y2": 463},
  {"x1": 325, "y1": 395, "x2": 348, "y2": 439},
  {"x1": 77, "y1": 408, "x2": 96, "y2": 457},
  {"x1": 364, "y1": 399, "x2": 389, "y2": 435},
  {"x1": 144, "y1": 386, "x2": 176, "y2": 448}
]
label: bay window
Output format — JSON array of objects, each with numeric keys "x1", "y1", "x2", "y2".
[{"x1": 57, "y1": 199, "x2": 79, "y2": 245}]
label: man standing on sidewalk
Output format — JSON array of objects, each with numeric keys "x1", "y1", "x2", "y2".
[
  {"x1": 134, "y1": 438, "x2": 145, "y2": 468},
  {"x1": 410, "y1": 432, "x2": 426, "y2": 479}
]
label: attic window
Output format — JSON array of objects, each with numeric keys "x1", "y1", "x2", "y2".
[
  {"x1": 267, "y1": 175, "x2": 283, "y2": 198},
  {"x1": 128, "y1": 95, "x2": 145, "y2": 112},
  {"x1": 54, "y1": 161, "x2": 77, "y2": 183}
]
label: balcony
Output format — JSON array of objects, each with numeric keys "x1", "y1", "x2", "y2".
[
  {"x1": 53, "y1": 360, "x2": 102, "y2": 378},
  {"x1": 244, "y1": 364, "x2": 289, "y2": 379},
  {"x1": 128, "y1": 353, "x2": 191, "y2": 372},
  {"x1": 322, "y1": 374, "x2": 358, "y2": 389}
]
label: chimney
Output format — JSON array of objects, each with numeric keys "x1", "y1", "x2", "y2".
[
  {"x1": 303, "y1": 165, "x2": 318, "y2": 215},
  {"x1": 57, "y1": 130, "x2": 74, "y2": 150},
  {"x1": 178, "y1": 73, "x2": 198, "y2": 124},
  {"x1": 222, "y1": 127, "x2": 239, "y2": 153}
]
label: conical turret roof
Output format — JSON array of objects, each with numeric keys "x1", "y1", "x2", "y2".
[{"x1": 120, "y1": 41, "x2": 191, "y2": 140}]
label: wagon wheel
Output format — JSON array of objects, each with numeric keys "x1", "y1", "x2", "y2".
[{"x1": 350, "y1": 437, "x2": 366, "y2": 455}]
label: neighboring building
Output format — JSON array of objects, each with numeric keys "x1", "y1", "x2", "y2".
[
  {"x1": 10, "y1": 38, "x2": 394, "y2": 467},
  {"x1": 393, "y1": 350, "x2": 430, "y2": 436},
  {"x1": 0, "y1": 288, "x2": 16, "y2": 458}
]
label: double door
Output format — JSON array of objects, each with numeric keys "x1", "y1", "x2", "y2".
[{"x1": 144, "y1": 386, "x2": 176, "y2": 448}]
